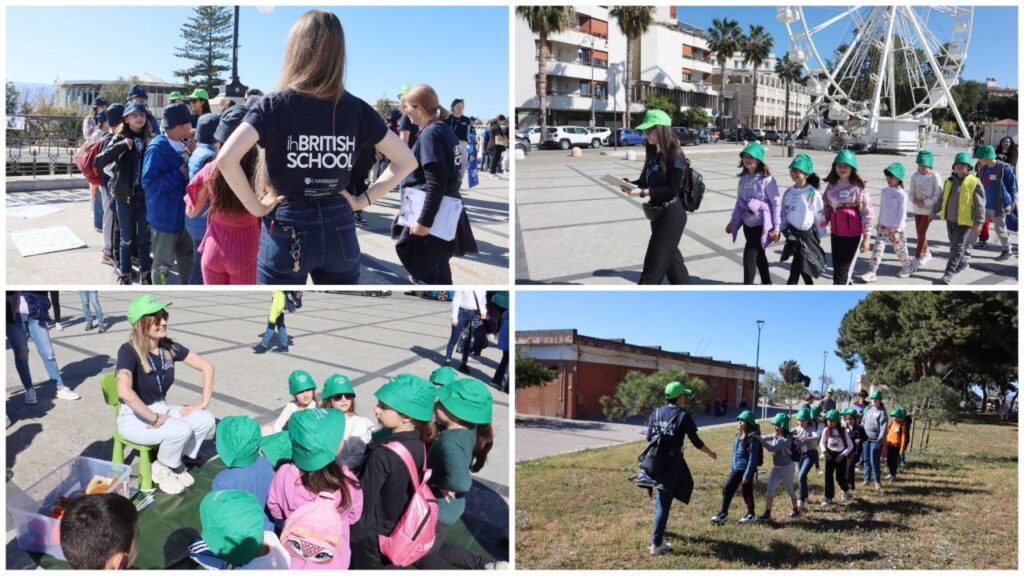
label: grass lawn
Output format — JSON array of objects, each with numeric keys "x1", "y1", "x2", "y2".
[{"x1": 515, "y1": 414, "x2": 1017, "y2": 569}]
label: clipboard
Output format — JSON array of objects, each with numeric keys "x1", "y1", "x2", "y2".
[
  {"x1": 397, "y1": 187, "x2": 463, "y2": 241},
  {"x1": 601, "y1": 173, "x2": 637, "y2": 190}
]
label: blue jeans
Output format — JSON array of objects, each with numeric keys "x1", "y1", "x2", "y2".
[
  {"x1": 115, "y1": 198, "x2": 152, "y2": 276},
  {"x1": 6, "y1": 321, "x2": 33, "y2": 390},
  {"x1": 188, "y1": 236, "x2": 204, "y2": 285},
  {"x1": 259, "y1": 315, "x2": 287, "y2": 348},
  {"x1": 92, "y1": 188, "x2": 104, "y2": 231},
  {"x1": 445, "y1": 308, "x2": 476, "y2": 362},
  {"x1": 651, "y1": 487, "x2": 673, "y2": 546},
  {"x1": 78, "y1": 291, "x2": 104, "y2": 324},
  {"x1": 17, "y1": 315, "x2": 65, "y2": 388},
  {"x1": 863, "y1": 440, "x2": 883, "y2": 484},
  {"x1": 257, "y1": 196, "x2": 360, "y2": 285},
  {"x1": 797, "y1": 450, "x2": 817, "y2": 501}
]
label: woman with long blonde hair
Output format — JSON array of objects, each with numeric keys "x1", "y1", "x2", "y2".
[{"x1": 217, "y1": 9, "x2": 417, "y2": 284}]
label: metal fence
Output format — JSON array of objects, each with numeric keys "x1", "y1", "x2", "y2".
[{"x1": 6, "y1": 115, "x2": 86, "y2": 178}]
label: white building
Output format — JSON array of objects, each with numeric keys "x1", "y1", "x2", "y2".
[
  {"x1": 56, "y1": 74, "x2": 184, "y2": 114},
  {"x1": 711, "y1": 51, "x2": 812, "y2": 132},
  {"x1": 633, "y1": 8, "x2": 719, "y2": 120}
]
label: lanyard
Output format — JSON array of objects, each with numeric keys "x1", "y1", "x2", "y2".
[{"x1": 149, "y1": 350, "x2": 168, "y2": 400}]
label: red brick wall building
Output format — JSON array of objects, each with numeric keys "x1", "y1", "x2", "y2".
[{"x1": 517, "y1": 330, "x2": 761, "y2": 419}]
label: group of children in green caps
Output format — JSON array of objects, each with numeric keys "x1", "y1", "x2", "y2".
[
  {"x1": 732, "y1": 142, "x2": 1016, "y2": 285},
  {"x1": 56, "y1": 366, "x2": 503, "y2": 570},
  {"x1": 709, "y1": 389, "x2": 911, "y2": 525}
]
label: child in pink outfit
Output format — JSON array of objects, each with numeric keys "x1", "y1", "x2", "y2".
[{"x1": 185, "y1": 162, "x2": 260, "y2": 284}]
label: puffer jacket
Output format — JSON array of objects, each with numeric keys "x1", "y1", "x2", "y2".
[
  {"x1": 730, "y1": 430, "x2": 760, "y2": 480},
  {"x1": 93, "y1": 132, "x2": 147, "y2": 204}
]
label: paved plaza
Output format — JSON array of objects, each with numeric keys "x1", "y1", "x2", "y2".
[
  {"x1": 5, "y1": 291, "x2": 509, "y2": 566},
  {"x1": 516, "y1": 143, "x2": 1018, "y2": 285},
  {"x1": 5, "y1": 174, "x2": 510, "y2": 285}
]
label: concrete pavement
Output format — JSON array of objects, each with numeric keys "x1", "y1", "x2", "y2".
[{"x1": 515, "y1": 143, "x2": 1018, "y2": 285}]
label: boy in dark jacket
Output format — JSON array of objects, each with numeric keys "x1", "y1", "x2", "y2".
[
  {"x1": 142, "y1": 103, "x2": 196, "y2": 285},
  {"x1": 842, "y1": 408, "x2": 866, "y2": 493},
  {"x1": 711, "y1": 410, "x2": 760, "y2": 524}
]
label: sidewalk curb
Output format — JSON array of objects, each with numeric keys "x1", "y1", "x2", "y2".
[{"x1": 6, "y1": 177, "x2": 88, "y2": 193}]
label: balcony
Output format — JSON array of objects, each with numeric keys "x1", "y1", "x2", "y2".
[
  {"x1": 682, "y1": 57, "x2": 714, "y2": 75},
  {"x1": 544, "y1": 58, "x2": 609, "y2": 82},
  {"x1": 547, "y1": 28, "x2": 610, "y2": 51},
  {"x1": 520, "y1": 90, "x2": 614, "y2": 112}
]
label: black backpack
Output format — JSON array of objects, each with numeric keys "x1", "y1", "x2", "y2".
[
  {"x1": 681, "y1": 158, "x2": 705, "y2": 212},
  {"x1": 638, "y1": 408, "x2": 685, "y2": 476}
]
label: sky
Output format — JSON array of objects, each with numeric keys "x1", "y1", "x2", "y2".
[
  {"x1": 675, "y1": 6, "x2": 1018, "y2": 87},
  {"x1": 5, "y1": 6, "x2": 509, "y2": 119},
  {"x1": 516, "y1": 291, "x2": 870, "y2": 394}
]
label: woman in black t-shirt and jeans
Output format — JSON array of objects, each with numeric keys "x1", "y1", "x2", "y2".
[
  {"x1": 115, "y1": 295, "x2": 216, "y2": 495},
  {"x1": 217, "y1": 10, "x2": 417, "y2": 284}
]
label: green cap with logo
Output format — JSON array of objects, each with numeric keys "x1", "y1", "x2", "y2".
[
  {"x1": 200, "y1": 490, "x2": 265, "y2": 567},
  {"x1": 288, "y1": 408, "x2": 345, "y2": 472},
  {"x1": 322, "y1": 374, "x2": 354, "y2": 398},
  {"x1": 975, "y1": 145, "x2": 997, "y2": 160},
  {"x1": 915, "y1": 149, "x2": 934, "y2": 167},
  {"x1": 770, "y1": 412, "x2": 790, "y2": 431},
  {"x1": 884, "y1": 162, "x2": 906, "y2": 183},
  {"x1": 215, "y1": 416, "x2": 261, "y2": 468},
  {"x1": 736, "y1": 410, "x2": 756, "y2": 427},
  {"x1": 260, "y1": 431, "x2": 292, "y2": 468},
  {"x1": 634, "y1": 109, "x2": 672, "y2": 131},
  {"x1": 789, "y1": 153, "x2": 814, "y2": 174},
  {"x1": 430, "y1": 366, "x2": 460, "y2": 388},
  {"x1": 953, "y1": 152, "x2": 974, "y2": 167},
  {"x1": 288, "y1": 370, "x2": 316, "y2": 395},
  {"x1": 664, "y1": 381, "x2": 692, "y2": 400},
  {"x1": 834, "y1": 148, "x2": 858, "y2": 170},
  {"x1": 375, "y1": 373, "x2": 437, "y2": 422},
  {"x1": 188, "y1": 88, "x2": 210, "y2": 101},
  {"x1": 438, "y1": 378, "x2": 493, "y2": 425},
  {"x1": 740, "y1": 141, "x2": 766, "y2": 162},
  {"x1": 127, "y1": 294, "x2": 171, "y2": 326}
]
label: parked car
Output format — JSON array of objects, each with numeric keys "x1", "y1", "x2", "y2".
[
  {"x1": 764, "y1": 130, "x2": 781, "y2": 142},
  {"x1": 606, "y1": 128, "x2": 646, "y2": 146},
  {"x1": 750, "y1": 129, "x2": 766, "y2": 140},
  {"x1": 515, "y1": 134, "x2": 530, "y2": 155},
  {"x1": 673, "y1": 127, "x2": 700, "y2": 146},
  {"x1": 696, "y1": 129, "x2": 717, "y2": 144},
  {"x1": 589, "y1": 127, "x2": 611, "y2": 142},
  {"x1": 542, "y1": 126, "x2": 602, "y2": 150},
  {"x1": 721, "y1": 128, "x2": 738, "y2": 142},
  {"x1": 520, "y1": 126, "x2": 544, "y2": 145}
]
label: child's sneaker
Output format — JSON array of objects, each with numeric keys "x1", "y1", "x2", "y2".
[
  {"x1": 55, "y1": 386, "x2": 81, "y2": 400},
  {"x1": 874, "y1": 482, "x2": 882, "y2": 490},
  {"x1": 955, "y1": 260, "x2": 970, "y2": 274},
  {"x1": 786, "y1": 509, "x2": 800, "y2": 519},
  {"x1": 85, "y1": 321, "x2": 96, "y2": 331},
  {"x1": 841, "y1": 491, "x2": 850, "y2": 501},
  {"x1": 485, "y1": 561, "x2": 510, "y2": 570},
  {"x1": 152, "y1": 461, "x2": 185, "y2": 495},
  {"x1": 973, "y1": 240, "x2": 988, "y2": 250},
  {"x1": 886, "y1": 474, "x2": 896, "y2": 481},
  {"x1": 272, "y1": 345, "x2": 289, "y2": 353},
  {"x1": 939, "y1": 271, "x2": 954, "y2": 285},
  {"x1": 797, "y1": 499, "x2": 805, "y2": 511},
  {"x1": 919, "y1": 251, "x2": 933, "y2": 265},
  {"x1": 98, "y1": 322, "x2": 109, "y2": 333},
  {"x1": 54, "y1": 321, "x2": 64, "y2": 332},
  {"x1": 820, "y1": 499, "x2": 833, "y2": 508},
  {"x1": 756, "y1": 512, "x2": 771, "y2": 522},
  {"x1": 859, "y1": 271, "x2": 877, "y2": 283},
  {"x1": 897, "y1": 263, "x2": 914, "y2": 278},
  {"x1": 739, "y1": 512, "x2": 755, "y2": 524},
  {"x1": 24, "y1": 387, "x2": 38, "y2": 405},
  {"x1": 648, "y1": 542, "x2": 672, "y2": 556},
  {"x1": 252, "y1": 343, "x2": 270, "y2": 354},
  {"x1": 996, "y1": 249, "x2": 1013, "y2": 261},
  {"x1": 710, "y1": 513, "x2": 728, "y2": 523}
]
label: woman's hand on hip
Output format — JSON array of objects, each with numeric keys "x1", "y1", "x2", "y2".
[{"x1": 338, "y1": 189, "x2": 363, "y2": 211}]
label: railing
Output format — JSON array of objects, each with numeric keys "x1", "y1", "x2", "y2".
[
  {"x1": 6, "y1": 115, "x2": 85, "y2": 177},
  {"x1": 546, "y1": 89, "x2": 608, "y2": 101}
]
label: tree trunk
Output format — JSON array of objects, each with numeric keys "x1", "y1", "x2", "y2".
[
  {"x1": 538, "y1": 33, "x2": 548, "y2": 139},
  {"x1": 981, "y1": 385, "x2": 989, "y2": 413}
]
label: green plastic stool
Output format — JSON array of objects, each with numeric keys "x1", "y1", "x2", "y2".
[{"x1": 100, "y1": 372, "x2": 156, "y2": 491}]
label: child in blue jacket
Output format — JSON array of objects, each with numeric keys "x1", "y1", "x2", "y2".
[
  {"x1": 711, "y1": 410, "x2": 760, "y2": 524},
  {"x1": 142, "y1": 103, "x2": 195, "y2": 284}
]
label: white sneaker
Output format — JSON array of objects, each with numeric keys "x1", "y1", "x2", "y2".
[
  {"x1": 919, "y1": 251, "x2": 933, "y2": 265},
  {"x1": 859, "y1": 271, "x2": 877, "y2": 283},
  {"x1": 25, "y1": 388, "x2": 37, "y2": 405},
  {"x1": 485, "y1": 561, "x2": 510, "y2": 570},
  {"x1": 175, "y1": 466, "x2": 195, "y2": 487},
  {"x1": 55, "y1": 386, "x2": 80, "y2": 400},
  {"x1": 821, "y1": 499, "x2": 833, "y2": 507},
  {"x1": 841, "y1": 491, "x2": 850, "y2": 501},
  {"x1": 54, "y1": 322, "x2": 64, "y2": 332},
  {"x1": 152, "y1": 461, "x2": 185, "y2": 495},
  {"x1": 897, "y1": 263, "x2": 914, "y2": 278},
  {"x1": 797, "y1": 499, "x2": 805, "y2": 511},
  {"x1": 649, "y1": 542, "x2": 672, "y2": 556}
]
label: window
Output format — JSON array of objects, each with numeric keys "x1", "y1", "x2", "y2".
[{"x1": 580, "y1": 80, "x2": 591, "y2": 96}]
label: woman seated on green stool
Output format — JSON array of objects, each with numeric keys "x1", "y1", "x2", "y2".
[{"x1": 115, "y1": 294, "x2": 216, "y2": 495}]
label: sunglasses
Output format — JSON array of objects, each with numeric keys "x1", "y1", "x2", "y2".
[
  {"x1": 331, "y1": 393, "x2": 356, "y2": 400},
  {"x1": 146, "y1": 310, "x2": 169, "y2": 322}
]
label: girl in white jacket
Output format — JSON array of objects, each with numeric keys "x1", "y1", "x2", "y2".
[{"x1": 862, "y1": 162, "x2": 912, "y2": 282}]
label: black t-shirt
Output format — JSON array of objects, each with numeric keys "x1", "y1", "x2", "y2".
[
  {"x1": 638, "y1": 151, "x2": 687, "y2": 205},
  {"x1": 445, "y1": 115, "x2": 471, "y2": 142},
  {"x1": 243, "y1": 89, "x2": 388, "y2": 200},
  {"x1": 402, "y1": 121, "x2": 461, "y2": 197},
  {"x1": 398, "y1": 114, "x2": 419, "y2": 148},
  {"x1": 116, "y1": 341, "x2": 190, "y2": 405}
]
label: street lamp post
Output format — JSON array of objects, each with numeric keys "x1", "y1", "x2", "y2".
[
  {"x1": 820, "y1": 350, "x2": 828, "y2": 397},
  {"x1": 754, "y1": 320, "x2": 765, "y2": 418},
  {"x1": 224, "y1": 6, "x2": 249, "y2": 98}
]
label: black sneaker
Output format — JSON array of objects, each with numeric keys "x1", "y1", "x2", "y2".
[
  {"x1": 786, "y1": 509, "x2": 800, "y2": 519},
  {"x1": 117, "y1": 273, "x2": 132, "y2": 286},
  {"x1": 140, "y1": 271, "x2": 153, "y2": 285},
  {"x1": 739, "y1": 513, "x2": 756, "y2": 524},
  {"x1": 457, "y1": 362, "x2": 471, "y2": 374},
  {"x1": 252, "y1": 343, "x2": 270, "y2": 354},
  {"x1": 272, "y1": 345, "x2": 289, "y2": 353},
  {"x1": 973, "y1": 240, "x2": 987, "y2": 249},
  {"x1": 710, "y1": 513, "x2": 728, "y2": 524},
  {"x1": 756, "y1": 512, "x2": 771, "y2": 522}
]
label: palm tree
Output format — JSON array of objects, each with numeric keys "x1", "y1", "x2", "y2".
[
  {"x1": 705, "y1": 18, "x2": 743, "y2": 130},
  {"x1": 779, "y1": 359, "x2": 802, "y2": 384},
  {"x1": 516, "y1": 7, "x2": 575, "y2": 140},
  {"x1": 609, "y1": 7, "x2": 655, "y2": 129},
  {"x1": 774, "y1": 53, "x2": 805, "y2": 134},
  {"x1": 741, "y1": 24, "x2": 774, "y2": 129}
]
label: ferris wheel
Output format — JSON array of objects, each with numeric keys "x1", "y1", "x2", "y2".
[{"x1": 779, "y1": 6, "x2": 973, "y2": 145}]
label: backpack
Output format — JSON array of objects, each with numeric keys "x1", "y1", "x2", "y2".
[
  {"x1": 637, "y1": 408, "x2": 685, "y2": 476},
  {"x1": 73, "y1": 138, "x2": 105, "y2": 185},
  {"x1": 748, "y1": 433, "x2": 765, "y2": 468},
  {"x1": 681, "y1": 158, "x2": 705, "y2": 212},
  {"x1": 377, "y1": 441, "x2": 438, "y2": 567},
  {"x1": 788, "y1": 434, "x2": 801, "y2": 462},
  {"x1": 280, "y1": 491, "x2": 344, "y2": 567}
]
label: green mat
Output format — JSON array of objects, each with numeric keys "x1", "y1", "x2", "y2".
[{"x1": 32, "y1": 458, "x2": 505, "y2": 569}]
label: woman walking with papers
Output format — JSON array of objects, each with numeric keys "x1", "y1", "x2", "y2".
[{"x1": 393, "y1": 83, "x2": 478, "y2": 284}]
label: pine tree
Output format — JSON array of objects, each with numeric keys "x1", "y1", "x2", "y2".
[{"x1": 173, "y1": 6, "x2": 233, "y2": 94}]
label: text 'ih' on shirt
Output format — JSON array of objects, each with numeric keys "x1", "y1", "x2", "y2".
[
  {"x1": 243, "y1": 89, "x2": 388, "y2": 201},
  {"x1": 115, "y1": 341, "x2": 190, "y2": 405},
  {"x1": 445, "y1": 115, "x2": 471, "y2": 142},
  {"x1": 403, "y1": 121, "x2": 462, "y2": 199},
  {"x1": 399, "y1": 114, "x2": 419, "y2": 148}
]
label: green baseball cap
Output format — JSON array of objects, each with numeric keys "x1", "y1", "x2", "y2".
[
  {"x1": 438, "y1": 378, "x2": 493, "y2": 425},
  {"x1": 789, "y1": 153, "x2": 814, "y2": 175},
  {"x1": 260, "y1": 431, "x2": 292, "y2": 468},
  {"x1": 795, "y1": 407, "x2": 812, "y2": 422},
  {"x1": 634, "y1": 109, "x2": 672, "y2": 130},
  {"x1": 189, "y1": 88, "x2": 210, "y2": 101},
  {"x1": 215, "y1": 416, "x2": 261, "y2": 468},
  {"x1": 834, "y1": 148, "x2": 858, "y2": 170},
  {"x1": 491, "y1": 291, "x2": 509, "y2": 309},
  {"x1": 664, "y1": 381, "x2": 692, "y2": 400},
  {"x1": 430, "y1": 366, "x2": 460, "y2": 388},
  {"x1": 736, "y1": 410, "x2": 756, "y2": 427},
  {"x1": 168, "y1": 91, "x2": 183, "y2": 101},
  {"x1": 399, "y1": 84, "x2": 411, "y2": 96},
  {"x1": 288, "y1": 408, "x2": 345, "y2": 472},
  {"x1": 323, "y1": 374, "x2": 354, "y2": 398},
  {"x1": 869, "y1": 390, "x2": 882, "y2": 400},
  {"x1": 825, "y1": 409, "x2": 841, "y2": 422},
  {"x1": 916, "y1": 149, "x2": 934, "y2": 167},
  {"x1": 288, "y1": 370, "x2": 316, "y2": 395},
  {"x1": 127, "y1": 294, "x2": 171, "y2": 326},
  {"x1": 200, "y1": 490, "x2": 265, "y2": 567},
  {"x1": 884, "y1": 162, "x2": 906, "y2": 183},
  {"x1": 953, "y1": 152, "x2": 974, "y2": 167},
  {"x1": 740, "y1": 142, "x2": 766, "y2": 162},
  {"x1": 375, "y1": 373, "x2": 437, "y2": 422},
  {"x1": 770, "y1": 413, "x2": 790, "y2": 431},
  {"x1": 975, "y1": 145, "x2": 997, "y2": 160}
]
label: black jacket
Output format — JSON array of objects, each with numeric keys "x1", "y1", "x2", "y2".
[
  {"x1": 93, "y1": 133, "x2": 147, "y2": 203},
  {"x1": 351, "y1": 430, "x2": 427, "y2": 542},
  {"x1": 645, "y1": 404, "x2": 705, "y2": 503}
]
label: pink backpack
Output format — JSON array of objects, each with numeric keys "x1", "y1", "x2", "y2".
[
  {"x1": 280, "y1": 491, "x2": 343, "y2": 568},
  {"x1": 377, "y1": 441, "x2": 438, "y2": 567}
]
